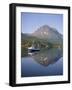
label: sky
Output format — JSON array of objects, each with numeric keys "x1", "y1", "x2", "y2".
[{"x1": 21, "y1": 12, "x2": 63, "y2": 34}]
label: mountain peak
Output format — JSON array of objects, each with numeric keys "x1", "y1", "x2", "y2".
[
  {"x1": 41, "y1": 25, "x2": 50, "y2": 28},
  {"x1": 32, "y1": 25, "x2": 62, "y2": 44},
  {"x1": 39, "y1": 25, "x2": 50, "y2": 30},
  {"x1": 33, "y1": 25, "x2": 50, "y2": 34}
]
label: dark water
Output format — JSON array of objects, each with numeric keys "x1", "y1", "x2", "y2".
[{"x1": 21, "y1": 48, "x2": 63, "y2": 77}]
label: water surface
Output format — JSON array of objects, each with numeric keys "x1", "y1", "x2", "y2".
[{"x1": 21, "y1": 48, "x2": 63, "y2": 77}]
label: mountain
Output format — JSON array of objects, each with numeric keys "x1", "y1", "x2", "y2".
[
  {"x1": 21, "y1": 25, "x2": 63, "y2": 50},
  {"x1": 21, "y1": 25, "x2": 63, "y2": 57},
  {"x1": 32, "y1": 25, "x2": 63, "y2": 45}
]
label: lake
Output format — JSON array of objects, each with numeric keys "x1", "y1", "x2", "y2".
[{"x1": 21, "y1": 48, "x2": 63, "y2": 77}]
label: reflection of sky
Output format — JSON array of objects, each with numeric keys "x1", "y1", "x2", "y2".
[
  {"x1": 21, "y1": 12, "x2": 63, "y2": 34},
  {"x1": 21, "y1": 57, "x2": 63, "y2": 77}
]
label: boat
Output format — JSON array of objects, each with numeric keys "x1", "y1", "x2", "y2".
[
  {"x1": 28, "y1": 47, "x2": 40, "y2": 52},
  {"x1": 28, "y1": 41, "x2": 40, "y2": 52}
]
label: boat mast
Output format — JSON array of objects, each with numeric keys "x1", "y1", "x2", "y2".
[{"x1": 32, "y1": 40, "x2": 35, "y2": 48}]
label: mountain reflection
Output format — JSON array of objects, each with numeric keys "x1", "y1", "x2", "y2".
[{"x1": 28, "y1": 48, "x2": 63, "y2": 67}]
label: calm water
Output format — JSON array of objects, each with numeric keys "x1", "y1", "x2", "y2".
[{"x1": 21, "y1": 48, "x2": 63, "y2": 77}]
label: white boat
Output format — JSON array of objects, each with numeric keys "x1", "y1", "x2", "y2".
[{"x1": 28, "y1": 41, "x2": 40, "y2": 52}]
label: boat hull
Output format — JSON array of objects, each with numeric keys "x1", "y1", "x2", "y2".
[{"x1": 28, "y1": 49, "x2": 40, "y2": 52}]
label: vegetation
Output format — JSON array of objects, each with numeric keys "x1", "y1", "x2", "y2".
[{"x1": 21, "y1": 35, "x2": 53, "y2": 48}]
